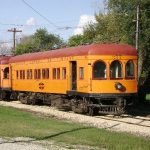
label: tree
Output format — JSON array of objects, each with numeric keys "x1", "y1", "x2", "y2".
[
  {"x1": 33, "y1": 28, "x2": 64, "y2": 50},
  {"x1": 68, "y1": 35, "x2": 86, "y2": 47},
  {"x1": 15, "y1": 28, "x2": 65, "y2": 55},
  {"x1": 15, "y1": 43, "x2": 37, "y2": 55}
]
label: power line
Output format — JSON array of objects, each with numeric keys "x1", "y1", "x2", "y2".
[
  {"x1": 0, "y1": 37, "x2": 22, "y2": 44},
  {"x1": 22, "y1": 0, "x2": 59, "y2": 28},
  {"x1": 0, "y1": 19, "x2": 79, "y2": 27},
  {"x1": 0, "y1": 22, "x2": 24, "y2": 27},
  {"x1": 0, "y1": 22, "x2": 84, "y2": 31}
]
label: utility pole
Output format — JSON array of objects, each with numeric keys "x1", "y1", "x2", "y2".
[
  {"x1": 136, "y1": 4, "x2": 140, "y2": 50},
  {"x1": 8, "y1": 28, "x2": 22, "y2": 53}
]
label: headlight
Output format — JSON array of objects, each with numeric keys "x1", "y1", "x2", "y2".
[{"x1": 115, "y1": 82, "x2": 123, "y2": 90}]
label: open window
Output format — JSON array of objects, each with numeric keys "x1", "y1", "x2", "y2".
[
  {"x1": 126, "y1": 60, "x2": 135, "y2": 79},
  {"x1": 3, "y1": 67, "x2": 9, "y2": 79},
  {"x1": 93, "y1": 60, "x2": 106, "y2": 79},
  {"x1": 27, "y1": 69, "x2": 32, "y2": 79},
  {"x1": 110, "y1": 60, "x2": 122, "y2": 79},
  {"x1": 62, "y1": 67, "x2": 66, "y2": 79},
  {"x1": 34, "y1": 69, "x2": 41, "y2": 79},
  {"x1": 79, "y1": 67, "x2": 84, "y2": 79},
  {"x1": 42, "y1": 68, "x2": 49, "y2": 79}
]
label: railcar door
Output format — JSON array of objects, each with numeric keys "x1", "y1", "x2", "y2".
[{"x1": 70, "y1": 61, "x2": 77, "y2": 90}]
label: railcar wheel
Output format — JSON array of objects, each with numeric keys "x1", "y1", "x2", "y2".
[
  {"x1": 0, "y1": 91, "x2": 11, "y2": 101},
  {"x1": 0, "y1": 91, "x2": 6, "y2": 100},
  {"x1": 116, "y1": 98, "x2": 126, "y2": 115},
  {"x1": 18, "y1": 93, "x2": 31, "y2": 104},
  {"x1": 88, "y1": 107, "x2": 94, "y2": 116},
  {"x1": 71, "y1": 98, "x2": 88, "y2": 114},
  {"x1": 88, "y1": 107, "x2": 99, "y2": 116}
]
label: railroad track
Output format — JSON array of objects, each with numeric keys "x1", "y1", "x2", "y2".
[{"x1": 95, "y1": 115, "x2": 150, "y2": 128}]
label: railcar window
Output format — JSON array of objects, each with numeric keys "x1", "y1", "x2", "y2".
[
  {"x1": 34, "y1": 70, "x2": 37, "y2": 79},
  {"x1": 29, "y1": 69, "x2": 32, "y2": 79},
  {"x1": 16, "y1": 70, "x2": 19, "y2": 79},
  {"x1": 20, "y1": 70, "x2": 23, "y2": 79},
  {"x1": 57, "y1": 68, "x2": 60, "y2": 79},
  {"x1": 37, "y1": 69, "x2": 41, "y2": 79},
  {"x1": 79, "y1": 67, "x2": 84, "y2": 79},
  {"x1": 45, "y1": 68, "x2": 49, "y2": 79},
  {"x1": 42, "y1": 68, "x2": 49, "y2": 79},
  {"x1": 34, "y1": 69, "x2": 41, "y2": 79},
  {"x1": 3, "y1": 67, "x2": 9, "y2": 79},
  {"x1": 27, "y1": 70, "x2": 29, "y2": 79},
  {"x1": 110, "y1": 60, "x2": 122, "y2": 79},
  {"x1": 27, "y1": 69, "x2": 32, "y2": 79},
  {"x1": 62, "y1": 67, "x2": 66, "y2": 79},
  {"x1": 126, "y1": 60, "x2": 135, "y2": 78},
  {"x1": 53, "y1": 68, "x2": 56, "y2": 79},
  {"x1": 93, "y1": 61, "x2": 106, "y2": 79},
  {"x1": 22, "y1": 70, "x2": 25, "y2": 79}
]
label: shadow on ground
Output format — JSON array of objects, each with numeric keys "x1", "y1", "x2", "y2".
[{"x1": 0, "y1": 127, "x2": 91, "y2": 144}]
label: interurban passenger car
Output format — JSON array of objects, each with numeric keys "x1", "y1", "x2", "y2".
[{"x1": 0, "y1": 44, "x2": 138, "y2": 115}]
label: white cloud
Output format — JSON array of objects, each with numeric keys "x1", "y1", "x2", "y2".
[
  {"x1": 26, "y1": 17, "x2": 36, "y2": 26},
  {"x1": 74, "y1": 15, "x2": 96, "y2": 35}
]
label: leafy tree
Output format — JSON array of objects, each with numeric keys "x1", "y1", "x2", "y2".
[
  {"x1": 68, "y1": 35, "x2": 86, "y2": 47},
  {"x1": 33, "y1": 28, "x2": 64, "y2": 50},
  {"x1": 15, "y1": 43, "x2": 37, "y2": 55},
  {"x1": 15, "y1": 35, "x2": 36, "y2": 55},
  {"x1": 15, "y1": 28, "x2": 65, "y2": 55}
]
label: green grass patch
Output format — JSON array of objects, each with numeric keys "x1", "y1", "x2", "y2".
[
  {"x1": 0, "y1": 106, "x2": 150, "y2": 150},
  {"x1": 146, "y1": 94, "x2": 150, "y2": 101}
]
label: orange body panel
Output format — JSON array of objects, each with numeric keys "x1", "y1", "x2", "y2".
[{"x1": 10, "y1": 54, "x2": 137, "y2": 95}]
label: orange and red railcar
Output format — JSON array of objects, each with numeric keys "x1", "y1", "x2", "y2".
[{"x1": 0, "y1": 43, "x2": 138, "y2": 115}]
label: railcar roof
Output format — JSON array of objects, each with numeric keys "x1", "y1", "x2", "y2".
[
  {"x1": 9, "y1": 43, "x2": 137, "y2": 63},
  {"x1": 0, "y1": 56, "x2": 11, "y2": 64}
]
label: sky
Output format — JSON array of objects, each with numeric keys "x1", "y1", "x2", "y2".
[{"x1": 0, "y1": 0, "x2": 105, "y2": 49}]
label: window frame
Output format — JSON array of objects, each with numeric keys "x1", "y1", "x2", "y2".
[
  {"x1": 34, "y1": 69, "x2": 41, "y2": 79},
  {"x1": 22, "y1": 70, "x2": 25, "y2": 79},
  {"x1": 16, "y1": 70, "x2": 19, "y2": 79},
  {"x1": 57, "y1": 68, "x2": 60, "y2": 79},
  {"x1": 92, "y1": 60, "x2": 107, "y2": 80},
  {"x1": 27, "y1": 69, "x2": 32, "y2": 79},
  {"x1": 3, "y1": 67, "x2": 9, "y2": 79},
  {"x1": 125, "y1": 60, "x2": 135, "y2": 79},
  {"x1": 20, "y1": 70, "x2": 23, "y2": 79},
  {"x1": 53, "y1": 68, "x2": 57, "y2": 79},
  {"x1": 110, "y1": 60, "x2": 123, "y2": 80},
  {"x1": 79, "y1": 67, "x2": 84, "y2": 80},
  {"x1": 42, "y1": 68, "x2": 49, "y2": 79},
  {"x1": 62, "y1": 67, "x2": 66, "y2": 79}
]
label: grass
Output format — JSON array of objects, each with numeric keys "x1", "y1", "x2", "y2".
[
  {"x1": 146, "y1": 94, "x2": 150, "y2": 101},
  {"x1": 0, "y1": 106, "x2": 150, "y2": 150}
]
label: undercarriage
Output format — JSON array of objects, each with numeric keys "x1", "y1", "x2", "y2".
[{"x1": 0, "y1": 90, "x2": 136, "y2": 116}]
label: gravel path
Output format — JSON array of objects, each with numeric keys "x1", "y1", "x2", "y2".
[{"x1": 0, "y1": 137, "x2": 99, "y2": 150}]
